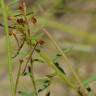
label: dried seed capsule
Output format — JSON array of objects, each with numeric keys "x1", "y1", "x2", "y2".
[
  {"x1": 38, "y1": 40, "x2": 45, "y2": 45},
  {"x1": 17, "y1": 18, "x2": 25, "y2": 25},
  {"x1": 31, "y1": 16, "x2": 37, "y2": 24},
  {"x1": 19, "y1": 0, "x2": 26, "y2": 15},
  {"x1": 7, "y1": 16, "x2": 14, "y2": 20}
]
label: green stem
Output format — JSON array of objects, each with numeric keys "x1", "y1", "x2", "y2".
[
  {"x1": 29, "y1": 58, "x2": 38, "y2": 96},
  {"x1": 42, "y1": 28, "x2": 88, "y2": 96},
  {"x1": 39, "y1": 51, "x2": 75, "y2": 89},
  {"x1": 0, "y1": 0, "x2": 14, "y2": 96},
  {"x1": 14, "y1": 61, "x2": 23, "y2": 96}
]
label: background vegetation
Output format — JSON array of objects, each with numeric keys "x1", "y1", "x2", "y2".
[{"x1": 0, "y1": 0, "x2": 96, "y2": 96}]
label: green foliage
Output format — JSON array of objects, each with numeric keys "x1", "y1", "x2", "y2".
[
  {"x1": 0, "y1": 0, "x2": 96, "y2": 96},
  {"x1": 83, "y1": 75, "x2": 96, "y2": 87}
]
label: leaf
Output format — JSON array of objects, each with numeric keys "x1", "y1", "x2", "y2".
[
  {"x1": 63, "y1": 47, "x2": 72, "y2": 54},
  {"x1": 54, "y1": 62, "x2": 65, "y2": 74},
  {"x1": 35, "y1": 76, "x2": 52, "y2": 93},
  {"x1": 53, "y1": 53, "x2": 62, "y2": 63},
  {"x1": 52, "y1": 53, "x2": 65, "y2": 74},
  {"x1": 19, "y1": 51, "x2": 28, "y2": 57},
  {"x1": 83, "y1": 75, "x2": 96, "y2": 87},
  {"x1": 83, "y1": 75, "x2": 96, "y2": 96},
  {"x1": 38, "y1": 79, "x2": 51, "y2": 93}
]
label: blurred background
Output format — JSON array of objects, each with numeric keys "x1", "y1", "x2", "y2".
[{"x1": 0, "y1": 0, "x2": 96, "y2": 96}]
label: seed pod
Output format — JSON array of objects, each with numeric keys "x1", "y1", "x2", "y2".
[
  {"x1": 31, "y1": 16, "x2": 37, "y2": 24},
  {"x1": 17, "y1": 18, "x2": 25, "y2": 25},
  {"x1": 7, "y1": 16, "x2": 14, "y2": 20},
  {"x1": 19, "y1": 0, "x2": 26, "y2": 15},
  {"x1": 38, "y1": 40, "x2": 45, "y2": 45}
]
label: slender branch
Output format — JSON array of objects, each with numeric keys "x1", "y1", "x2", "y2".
[
  {"x1": 11, "y1": 31, "x2": 20, "y2": 47},
  {"x1": 14, "y1": 11, "x2": 34, "y2": 17},
  {"x1": 39, "y1": 50, "x2": 75, "y2": 89},
  {"x1": 42, "y1": 28, "x2": 88, "y2": 96},
  {"x1": 12, "y1": 37, "x2": 25, "y2": 58},
  {"x1": 0, "y1": 23, "x2": 16, "y2": 29},
  {"x1": 14, "y1": 59, "x2": 23, "y2": 95},
  {"x1": 0, "y1": 0, "x2": 14, "y2": 96},
  {"x1": 29, "y1": 58, "x2": 39, "y2": 96},
  {"x1": 22, "y1": 42, "x2": 38, "y2": 74}
]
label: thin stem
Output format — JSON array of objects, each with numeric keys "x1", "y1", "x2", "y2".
[
  {"x1": 14, "y1": 60, "x2": 23, "y2": 95},
  {"x1": 12, "y1": 37, "x2": 25, "y2": 58},
  {"x1": 22, "y1": 42, "x2": 38, "y2": 74},
  {"x1": 0, "y1": 0, "x2": 14, "y2": 96},
  {"x1": 0, "y1": 23, "x2": 16, "y2": 29},
  {"x1": 11, "y1": 32, "x2": 20, "y2": 47},
  {"x1": 29, "y1": 58, "x2": 39, "y2": 96},
  {"x1": 42, "y1": 28, "x2": 88, "y2": 96},
  {"x1": 39, "y1": 51, "x2": 75, "y2": 89}
]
